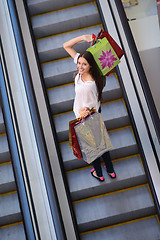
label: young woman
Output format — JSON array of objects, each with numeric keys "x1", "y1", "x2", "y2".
[{"x1": 63, "y1": 34, "x2": 116, "y2": 181}]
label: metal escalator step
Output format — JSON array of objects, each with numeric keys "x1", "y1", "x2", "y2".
[
  {"x1": 0, "y1": 192, "x2": 22, "y2": 226},
  {"x1": 81, "y1": 216, "x2": 160, "y2": 240},
  {"x1": 43, "y1": 59, "x2": 122, "y2": 90},
  {"x1": 0, "y1": 223, "x2": 26, "y2": 240},
  {"x1": 48, "y1": 84, "x2": 75, "y2": 115},
  {"x1": 42, "y1": 57, "x2": 76, "y2": 88},
  {"x1": 60, "y1": 127, "x2": 138, "y2": 171},
  {"x1": 74, "y1": 185, "x2": 156, "y2": 232},
  {"x1": 101, "y1": 100, "x2": 130, "y2": 129},
  {"x1": 0, "y1": 135, "x2": 10, "y2": 164},
  {"x1": 109, "y1": 127, "x2": 138, "y2": 159},
  {"x1": 0, "y1": 163, "x2": 16, "y2": 194},
  {"x1": 28, "y1": 0, "x2": 93, "y2": 16},
  {"x1": 102, "y1": 74, "x2": 122, "y2": 102},
  {"x1": 48, "y1": 73, "x2": 122, "y2": 115},
  {"x1": 37, "y1": 25, "x2": 101, "y2": 63},
  {"x1": 32, "y1": 3, "x2": 101, "y2": 38},
  {"x1": 67, "y1": 155, "x2": 147, "y2": 201},
  {"x1": 27, "y1": 0, "x2": 160, "y2": 239},
  {"x1": 54, "y1": 99, "x2": 129, "y2": 142},
  {"x1": 0, "y1": 108, "x2": 5, "y2": 134},
  {"x1": 0, "y1": 104, "x2": 25, "y2": 237}
]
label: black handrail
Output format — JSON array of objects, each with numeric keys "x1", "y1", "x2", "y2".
[
  {"x1": 114, "y1": 0, "x2": 160, "y2": 144},
  {"x1": 6, "y1": 0, "x2": 67, "y2": 239},
  {"x1": 110, "y1": 0, "x2": 160, "y2": 217},
  {"x1": 96, "y1": 0, "x2": 160, "y2": 219},
  {"x1": 0, "y1": 40, "x2": 36, "y2": 240}
]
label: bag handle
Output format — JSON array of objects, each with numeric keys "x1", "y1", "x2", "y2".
[
  {"x1": 78, "y1": 108, "x2": 96, "y2": 121},
  {"x1": 91, "y1": 34, "x2": 102, "y2": 46}
]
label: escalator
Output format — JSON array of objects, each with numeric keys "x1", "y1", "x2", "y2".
[
  {"x1": 25, "y1": 0, "x2": 160, "y2": 239},
  {"x1": 0, "y1": 107, "x2": 26, "y2": 239}
]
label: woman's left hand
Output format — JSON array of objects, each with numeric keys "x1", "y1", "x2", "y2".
[{"x1": 79, "y1": 107, "x2": 91, "y2": 118}]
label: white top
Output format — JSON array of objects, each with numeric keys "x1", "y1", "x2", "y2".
[{"x1": 73, "y1": 53, "x2": 100, "y2": 118}]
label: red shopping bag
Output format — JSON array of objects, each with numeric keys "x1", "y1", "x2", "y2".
[
  {"x1": 98, "y1": 29, "x2": 124, "y2": 59},
  {"x1": 69, "y1": 110, "x2": 96, "y2": 160},
  {"x1": 69, "y1": 118, "x2": 83, "y2": 159},
  {"x1": 93, "y1": 29, "x2": 124, "y2": 76}
]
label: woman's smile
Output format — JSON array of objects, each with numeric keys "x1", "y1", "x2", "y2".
[{"x1": 77, "y1": 57, "x2": 91, "y2": 75}]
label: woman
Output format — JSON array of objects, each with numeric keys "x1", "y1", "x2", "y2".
[{"x1": 63, "y1": 34, "x2": 116, "y2": 181}]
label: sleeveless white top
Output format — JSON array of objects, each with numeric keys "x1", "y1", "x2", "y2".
[{"x1": 73, "y1": 53, "x2": 100, "y2": 118}]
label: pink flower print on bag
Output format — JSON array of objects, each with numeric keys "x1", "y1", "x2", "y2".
[
  {"x1": 99, "y1": 49, "x2": 118, "y2": 69},
  {"x1": 87, "y1": 37, "x2": 120, "y2": 76}
]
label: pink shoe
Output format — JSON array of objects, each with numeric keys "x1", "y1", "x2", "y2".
[
  {"x1": 108, "y1": 172, "x2": 116, "y2": 178},
  {"x1": 104, "y1": 165, "x2": 116, "y2": 179},
  {"x1": 91, "y1": 168, "x2": 104, "y2": 182}
]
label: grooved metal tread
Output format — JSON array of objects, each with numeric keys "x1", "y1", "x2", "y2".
[
  {"x1": 48, "y1": 74, "x2": 122, "y2": 115},
  {"x1": 0, "y1": 163, "x2": 16, "y2": 194},
  {"x1": 0, "y1": 192, "x2": 22, "y2": 227},
  {"x1": 32, "y1": 2, "x2": 101, "y2": 38},
  {"x1": 0, "y1": 110, "x2": 25, "y2": 237},
  {"x1": 67, "y1": 155, "x2": 147, "y2": 201},
  {"x1": 54, "y1": 99, "x2": 129, "y2": 142},
  {"x1": 0, "y1": 223, "x2": 26, "y2": 240},
  {"x1": 0, "y1": 108, "x2": 5, "y2": 134},
  {"x1": 74, "y1": 185, "x2": 156, "y2": 232},
  {"x1": 0, "y1": 135, "x2": 10, "y2": 164},
  {"x1": 81, "y1": 216, "x2": 160, "y2": 240},
  {"x1": 27, "y1": 0, "x2": 160, "y2": 238},
  {"x1": 28, "y1": 0, "x2": 93, "y2": 16},
  {"x1": 37, "y1": 25, "x2": 101, "y2": 62},
  {"x1": 60, "y1": 127, "x2": 138, "y2": 171},
  {"x1": 42, "y1": 57, "x2": 77, "y2": 88}
]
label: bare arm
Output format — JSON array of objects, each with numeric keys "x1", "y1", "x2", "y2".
[{"x1": 63, "y1": 35, "x2": 92, "y2": 59}]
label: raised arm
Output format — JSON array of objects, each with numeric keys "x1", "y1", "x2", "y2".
[{"x1": 63, "y1": 35, "x2": 93, "y2": 59}]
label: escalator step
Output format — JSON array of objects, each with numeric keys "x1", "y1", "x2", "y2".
[
  {"x1": 0, "y1": 192, "x2": 22, "y2": 226},
  {"x1": 37, "y1": 25, "x2": 101, "y2": 62},
  {"x1": 74, "y1": 185, "x2": 156, "y2": 232},
  {"x1": 28, "y1": 0, "x2": 93, "y2": 16},
  {"x1": 0, "y1": 108, "x2": 5, "y2": 134},
  {"x1": 0, "y1": 135, "x2": 10, "y2": 164},
  {"x1": 42, "y1": 57, "x2": 76, "y2": 88},
  {"x1": 48, "y1": 73, "x2": 122, "y2": 115},
  {"x1": 0, "y1": 223, "x2": 26, "y2": 240},
  {"x1": 27, "y1": 0, "x2": 160, "y2": 239},
  {"x1": 60, "y1": 127, "x2": 138, "y2": 171},
  {"x1": 67, "y1": 155, "x2": 147, "y2": 201},
  {"x1": 0, "y1": 163, "x2": 16, "y2": 194},
  {"x1": 32, "y1": 3, "x2": 101, "y2": 38},
  {"x1": 54, "y1": 99, "x2": 129, "y2": 142},
  {"x1": 81, "y1": 216, "x2": 160, "y2": 240}
]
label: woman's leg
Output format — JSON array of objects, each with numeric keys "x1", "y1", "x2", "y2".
[
  {"x1": 102, "y1": 151, "x2": 114, "y2": 173},
  {"x1": 92, "y1": 157, "x2": 103, "y2": 177},
  {"x1": 102, "y1": 151, "x2": 116, "y2": 178}
]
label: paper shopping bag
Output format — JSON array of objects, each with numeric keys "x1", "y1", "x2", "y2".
[
  {"x1": 87, "y1": 37, "x2": 120, "y2": 76},
  {"x1": 74, "y1": 112, "x2": 113, "y2": 164},
  {"x1": 97, "y1": 29, "x2": 124, "y2": 60},
  {"x1": 69, "y1": 118, "x2": 83, "y2": 159}
]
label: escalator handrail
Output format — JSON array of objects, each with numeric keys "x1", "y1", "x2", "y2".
[{"x1": 5, "y1": 0, "x2": 67, "y2": 239}]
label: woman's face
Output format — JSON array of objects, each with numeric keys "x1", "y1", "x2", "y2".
[{"x1": 77, "y1": 57, "x2": 91, "y2": 75}]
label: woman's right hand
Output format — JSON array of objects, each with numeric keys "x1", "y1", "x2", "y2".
[
  {"x1": 63, "y1": 34, "x2": 93, "y2": 59},
  {"x1": 83, "y1": 35, "x2": 93, "y2": 43}
]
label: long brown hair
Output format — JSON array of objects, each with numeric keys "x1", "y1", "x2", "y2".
[{"x1": 76, "y1": 51, "x2": 106, "y2": 102}]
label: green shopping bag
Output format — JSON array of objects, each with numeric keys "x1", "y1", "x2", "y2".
[{"x1": 87, "y1": 37, "x2": 120, "y2": 76}]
